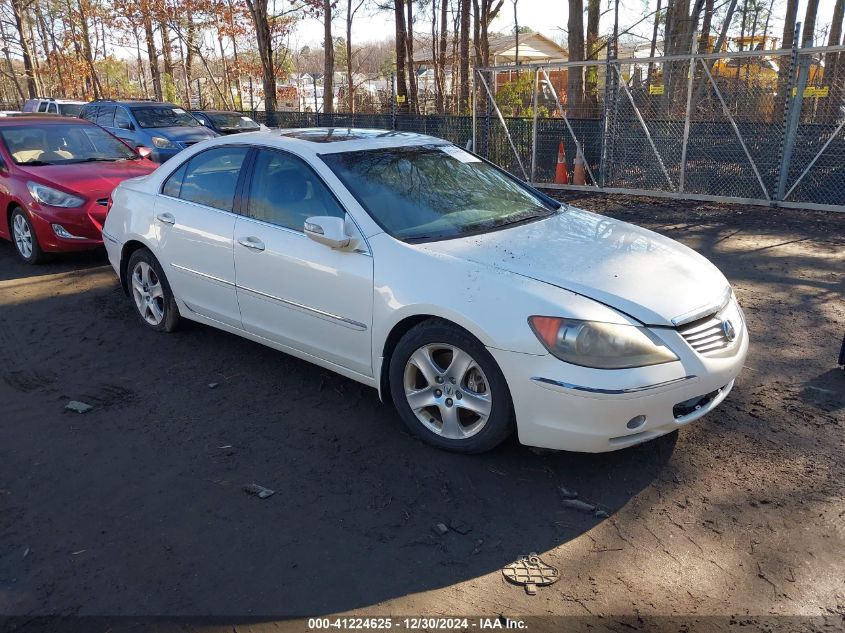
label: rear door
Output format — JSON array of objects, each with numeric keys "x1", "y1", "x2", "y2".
[
  {"x1": 154, "y1": 145, "x2": 250, "y2": 328},
  {"x1": 233, "y1": 148, "x2": 374, "y2": 376}
]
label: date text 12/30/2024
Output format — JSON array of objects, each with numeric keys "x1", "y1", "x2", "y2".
[{"x1": 307, "y1": 617, "x2": 527, "y2": 629}]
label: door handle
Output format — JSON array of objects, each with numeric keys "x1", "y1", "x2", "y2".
[
  {"x1": 155, "y1": 212, "x2": 175, "y2": 225},
  {"x1": 238, "y1": 236, "x2": 265, "y2": 251}
]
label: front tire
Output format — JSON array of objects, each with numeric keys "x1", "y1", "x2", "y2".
[
  {"x1": 10, "y1": 207, "x2": 46, "y2": 264},
  {"x1": 389, "y1": 319, "x2": 514, "y2": 453},
  {"x1": 127, "y1": 248, "x2": 180, "y2": 332}
]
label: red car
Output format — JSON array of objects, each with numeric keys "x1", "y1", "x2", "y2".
[{"x1": 0, "y1": 115, "x2": 158, "y2": 263}]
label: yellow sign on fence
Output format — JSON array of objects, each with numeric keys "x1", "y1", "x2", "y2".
[
  {"x1": 792, "y1": 86, "x2": 829, "y2": 98},
  {"x1": 396, "y1": 95, "x2": 406, "y2": 103},
  {"x1": 649, "y1": 84, "x2": 665, "y2": 95}
]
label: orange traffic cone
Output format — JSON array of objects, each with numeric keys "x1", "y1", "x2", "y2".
[
  {"x1": 554, "y1": 141, "x2": 569, "y2": 184},
  {"x1": 573, "y1": 146, "x2": 586, "y2": 185}
]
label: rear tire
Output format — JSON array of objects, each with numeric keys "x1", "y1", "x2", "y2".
[
  {"x1": 10, "y1": 207, "x2": 47, "y2": 264},
  {"x1": 126, "y1": 248, "x2": 180, "y2": 332},
  {"x1": 389, "y1": 319, "x2": 514, "y2": 453}
]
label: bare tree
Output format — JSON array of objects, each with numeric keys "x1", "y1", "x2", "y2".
[
  {"x1": 567, "y1": 0, "x2": 584, "y2": 113},
  {"x1": 324, "y1": 0, "x2": 334, "y2": 113}
]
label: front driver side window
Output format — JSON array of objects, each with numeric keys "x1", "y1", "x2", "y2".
[
  {"x1": 174, "y1": 146, "x2": 249, "y2": 212},
  {"x1": 247, "y1": 149, "x2": 345, "y2": 231}
]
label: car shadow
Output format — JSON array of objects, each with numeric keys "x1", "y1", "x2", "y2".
[
  {"x1": 0, "y1": 241, "x2": 108, "y2": 282},
  {"x1": 0, "y1": 271, "x2": 678, "y2": 616}
]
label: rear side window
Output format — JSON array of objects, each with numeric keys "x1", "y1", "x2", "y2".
[
  {"x1": 168, "y1": 147, "x2": 248, "y2": 212},
  {"x1": 81, "y1": 106, "x2": 98, "y2": 122},
  {"x1": 96, "y1": 106, "x2": 115, "y2": 128},
  {"x1": 37, "y1": 102, "x2": 49, "y2": 113},
  {"x1": 162, "y1": 163, "x2": 188, "y2": 198},
  {"x1": 114, "y1": 108, "x2": 132, "y2": 129}
]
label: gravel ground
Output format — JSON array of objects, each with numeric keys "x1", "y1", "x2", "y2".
[{"x1": 0, "y1": 194, "x2": 843, "y2": 632}]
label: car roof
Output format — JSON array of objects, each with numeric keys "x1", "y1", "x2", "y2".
[
  {"x1": 260, "y1": 127, "x2": 451, "y2": 155},
  {"x1": 85, "y1": 101, "x2": 180, "y2": 108},
  {"x1": 0, "y1": 114, "x2": 91, "y2": 126}
]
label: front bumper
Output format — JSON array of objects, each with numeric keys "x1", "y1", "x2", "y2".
[
  {"x1": 489, "y1": 315, "x2": 749, "y2": 452},
  {"x1": 28, "y1": 199, "x2": 109, "y2": 253}
]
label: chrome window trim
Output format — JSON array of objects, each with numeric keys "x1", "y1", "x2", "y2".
[
  {"x1": 238, "y1": 284, "x2": 368, "y2": 331},
  {"x1": 530, "y1": 375, "x2": 697, "y2": 395},
  {"x1": 235, "y1": 213, "x2": 372, "y2": 256}
]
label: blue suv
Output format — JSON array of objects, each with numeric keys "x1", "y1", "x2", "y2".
[{"x1": 79, "y1": 100, "x2": 217, "y2": 162}]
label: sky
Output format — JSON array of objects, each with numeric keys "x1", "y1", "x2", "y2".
[{"x1": 289, "y1": 0, "x2": 840, "y2": 52}]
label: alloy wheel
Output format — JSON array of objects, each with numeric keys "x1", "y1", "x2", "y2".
[
  {"x1": 403, "y1": 343, "x2": 492, "y2": 440},
  {"x1": 131, "y1": 261, "x2": 165, "y2": 326},
  {"x1": 12, "y1": 214, "x2": 33, "y2": 259}
]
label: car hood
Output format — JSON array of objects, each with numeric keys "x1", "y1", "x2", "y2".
[
  {"x1": 149, "y1": 126, "x2": 217, "y2": 142},
  {"x1": 416, "y1": 207, "x2": 730, "y2": 326},
  {"x1": 19, "y1": 159, "x2": 158, "y2": 198}
]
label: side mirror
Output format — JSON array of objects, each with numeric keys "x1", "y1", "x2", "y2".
[
  {"x1": 304, "y1": 216, "x2": 351, "y2": 250},
  {"x1": 118, "y1": 120, "x2": 133, "y2": 130},
  {"x1": 137, "y1": 146, "x2": 152, "y2": 159}
]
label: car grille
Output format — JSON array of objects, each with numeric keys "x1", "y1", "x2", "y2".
[
  {"x1": 677, "y1": 314, "x2": 731, "y2": 355},
  {"x1": 181, "y1": 141, "x2": 197, "y2": 148}
]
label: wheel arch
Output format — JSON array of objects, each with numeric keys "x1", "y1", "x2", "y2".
[
  {"x1": 378, "y1": 312, "x2": 493, "y2": 403},
  {"x1": 119, "y1": 239, "x2": 152, "y2": 295}
]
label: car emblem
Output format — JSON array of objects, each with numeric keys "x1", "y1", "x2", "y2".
[{"x1": 722, "y1": 319, "x2": 736, "y2": 342}]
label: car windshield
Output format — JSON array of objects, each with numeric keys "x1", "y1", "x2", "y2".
[
  {"x1": 320, "y1": 145, "x2": 559, "y2": 242},
  {"x1": 58, "y1": 104, "x2": 82, "y2": 117},
  {"x1": 205, "y1": 112, "x2": 259, "y2": 130},
  {"x1": 0, "y1": 123, "x2": 138, "y2": 165},
  {"x1": 131, "y1": 106, "x2": 200, "y2": 128}
]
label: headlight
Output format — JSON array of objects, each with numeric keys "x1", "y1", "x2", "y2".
[
  {"x1": 151, "y1": 136, "x2": 176, "y2": 149},
  {"x1": 528, "y1": 316, "x2": 679, "y2": 369},
  {"x1": 27, "y1": 182, "x2": 84, "y2": 208}
]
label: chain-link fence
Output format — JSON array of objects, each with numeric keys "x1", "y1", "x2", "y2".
[
  {"x1": 240, "y1": 44, "x2": 844, "y2": 212},
  {"x1": 473, "y1": 44, "x2": 845, "y2": 212}
]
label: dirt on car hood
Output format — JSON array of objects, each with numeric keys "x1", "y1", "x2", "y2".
[{"x1": 418, "y1": 206, "x2": 731, "y2": 326}]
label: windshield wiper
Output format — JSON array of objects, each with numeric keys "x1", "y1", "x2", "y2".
[
  {"x1": 494, "y1": 206, "x2": 556, "y2": 229},
  {"x1": 18, "y1": 160, "x2": 54, "y2": 166},
  {"x1": 75, "y1": 157, "x2": 122, "y2": 163}
]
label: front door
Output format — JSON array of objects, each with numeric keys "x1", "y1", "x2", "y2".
[
  {"x1": 233, "y1": 148, "x2": 374, "y2": 376},
  {"x1": 154, "y1": 145, "x2": 250, "y2": 328}
]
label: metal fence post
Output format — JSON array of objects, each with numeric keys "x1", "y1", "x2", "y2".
[
  {"x1": 390, "y1": 71, "x2": 396, "y2": 131},
  {"x1": 530, "y1": 67, "x2": 539, "y2": 182},
  {"x1": 777, "y1": 37, "x2": 811, "y2": 202},
  {"x1": 471, "y1": 70, "x2": 477, "y2": 152},
  {"x1": 678, "y1": 31, "x2": 698, "y2": 193}
]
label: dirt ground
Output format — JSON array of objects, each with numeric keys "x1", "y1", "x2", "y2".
[{"x1": 0, "y1": 194, "x2": 843, "y2": 632}]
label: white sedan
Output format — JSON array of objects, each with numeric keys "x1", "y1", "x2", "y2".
[{"x1": 102, "y1": 128, "x2": 748, "y2": 454}]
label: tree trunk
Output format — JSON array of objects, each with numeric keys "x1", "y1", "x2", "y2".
[
  {"x1": 432, "y1": 0, "x2": 440, "y2": 112},
  {"x1": 10, "y1": 0, "x2": 37, "y2": 98},
  {"x1": 459, "y1": 0, "x2": 470, "y2": 111},
  {"x1": 775, "y1": 0, "x2": 799, "y2": 118},
  {"x1": 439, "y1": 0, "x2": 448, "y2": 113},
  {"x1": 347, "y1": 0, "x2": 355, "y2": 112},
  {"x1": 324, "y1": 0, "x2": 334, "y2": 113},
  {"x1": 245, "y1": 0, "x2": 277, "y2": 115},
  {"x1": 513, "y1": 0, "x2": 518, "y2": 65},
  {"x1": 567, "y1": 0, "x2": 584, "y2": 115},
  {"x1": 585, "y1": 0, "x2": 600, "y2": 109},
  {"x1": 141, "y1": 0, "x2": 162, "y2": 100},
  {"x1": 76, "y1": 0, "x2": 103, "y2": 98},
  {"x1": 395, "y1": 0, "x2": 409, "y2": 113},
  {"x1": 802, "y1": 0, "x2": 819, "y2": 44},
  {"x1": 699, "y1": 0, "x2": 713, "y2": 52},
  {"x1": 406, "y1": 0, "x2": 418, "y2": 113},
  {"x1": 185, "y1": 18, "x2": 195, "y2": 101},
  {"x1": 647, "y1": 0, "x2": 662, "y2": 84}
]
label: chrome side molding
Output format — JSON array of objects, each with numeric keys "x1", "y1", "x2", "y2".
[{"x1": 530, "y1": 375, "x2": 697, "y2": 395}]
